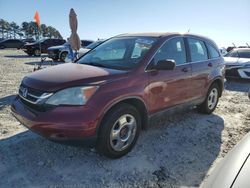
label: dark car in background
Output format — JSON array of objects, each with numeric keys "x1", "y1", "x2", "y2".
[
  {"x1": 22, "y1": 38, "x2": 66, "y2": 56},
  {"x1": 22, "y1": 38, "x2": 35, "y2": 44},
  {"x1": 81, "y1": 39, "x2": 94, "y2": 47},
  {"x1": 224, "y1": 48, "x2": 250, "y2": 80},
  {"x1": 0, "y1": 39, "x2": 24, "y2": 49},
  {"x1": 48, "y1": 40, "x2": 102, "y2": 62},
  {"x1": 11, "y1": 33, "x2": 225, "y2": 158}
]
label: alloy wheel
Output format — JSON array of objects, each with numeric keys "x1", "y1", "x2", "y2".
[{"x1": 110, "y1": 114, "x2": 137, "y2": 152}]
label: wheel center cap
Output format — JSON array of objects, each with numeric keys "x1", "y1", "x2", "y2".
[{"x1": 120, "y1": 126, "x2": 128, "y2": 139}]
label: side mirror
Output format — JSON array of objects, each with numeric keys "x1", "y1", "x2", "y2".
[{"x1": 155, "y1": 59, "x2": 176, "y2": 70}]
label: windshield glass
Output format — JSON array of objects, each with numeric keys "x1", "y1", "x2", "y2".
[
  {"x1": 77, "y1": 37, "x2": 157, "y2": 70},
  {"x1": 225, "y1": 50, "x2": 239, "y2": 58},
  {"x1": 86, "y1": 40, "x2": 104, "y2": 49}
]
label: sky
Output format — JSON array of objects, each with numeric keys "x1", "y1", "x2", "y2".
[{"x1": 0, "y1": 0, "x2": 249, "y2": 47}]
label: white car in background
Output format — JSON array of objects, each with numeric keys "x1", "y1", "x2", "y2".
[
  {"x1": 224, "y1": 48, "x2": 250, "y2": 80},
  {"x1": 47, "y1": 39, "x2": 94, "y2": 62}
]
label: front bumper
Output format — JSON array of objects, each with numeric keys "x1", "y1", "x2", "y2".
[{"x1": 11, "y1": 96, "x2": 98, "y2": 144}]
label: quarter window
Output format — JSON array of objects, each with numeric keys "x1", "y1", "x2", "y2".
[
  {"x1": 153, "y1": 37, "x2": 186, "y2": 65},
  {"x1": 188, "y1": 38, "x2": 208, "y2": 62},
  {"x1": 207, "y1": 43, "x2": 220, "y2": 58}
]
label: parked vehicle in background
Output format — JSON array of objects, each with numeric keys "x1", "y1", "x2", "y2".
[
  {"x1": 22, "y1": 38, "x2": 66, "y2": 56},
  {"x1": 0, "y1": 39, "x2": 24, "y2": 49},
  {"x1": 81, "y1": 39, "x2": 94, "y2": 47},
  {"x1": 11, "y1": 32, "x2": 225, "y2": 158},
  {"x1": 48, "y1": 40, "x2": 104, "y2": 62},
  {"x1": 201, "y1": 132, "x2": 250, "y2": 188},
  {"x1": 22, "y1": 38, "x2": 35, "y2": 44},
  {"x1": 224, "y1": 48, "x2": 250, "y2": 80},
  {"x1": 219, "y1": 47, "x2": 227, "y2": 56}
]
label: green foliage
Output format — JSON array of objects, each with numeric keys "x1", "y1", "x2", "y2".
[{"x1": 0, "y1": 18, "x2": 63, "y2": 40}]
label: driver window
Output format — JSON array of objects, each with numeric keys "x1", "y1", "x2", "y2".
[{"x1": 153, "y1": 37, "x2": 187, "y2": 65}]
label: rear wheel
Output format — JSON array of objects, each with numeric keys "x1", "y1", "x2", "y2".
[
  {"x1": 34, "y1": 49, "x2": 40, "y2": 56},
  {"x1": 96, "y1": 103, "x2": 141, "y2": 158},
  {"x1": 60, "y1": 51, "x2": 68, "y2": 62},
  {"x1": 197, "y1": 83, "x2": 220, "y2": 114}
]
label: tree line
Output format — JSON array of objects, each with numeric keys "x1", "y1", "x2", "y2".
[{"x1": 0, "y1": 19, "x2": 63, "y2": 40}]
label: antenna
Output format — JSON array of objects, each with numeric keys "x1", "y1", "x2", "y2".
[
  {"x1": 232, "y1": 43, "x2": 236, "y2": 47},
  {"x1": 187, "y1": 29, "x2": 190, "y2": 33},
  {"x1": 246, "y1": 43, "x2": 250, "y2": 48}
]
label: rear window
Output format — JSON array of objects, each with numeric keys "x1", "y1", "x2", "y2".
[{"x1": 206, "y1": 43, "x2": 220, "y2": 58}]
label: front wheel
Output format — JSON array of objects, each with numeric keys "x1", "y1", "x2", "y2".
[
  {"x1": 96, "y1": 103, "x2": 141, "y2": 158},
  {"x1": 197, "y1": 83, "x2": 220, "y2": 114}
]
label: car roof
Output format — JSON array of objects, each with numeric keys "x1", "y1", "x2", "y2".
[
  {"x1": 232, "y1": 48, "x2": 250, "y2": 51},
  {"x1": 114, "y1": 32, "x2": 217, "y2": 45}
]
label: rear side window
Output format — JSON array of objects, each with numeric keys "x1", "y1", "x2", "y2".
[
  {"x1": 188, "y1": 38, "x2": 208, "y2": 62},
  {"x1": 238, "y1": 50, "x2": 250, "y2": 58},
  {"x1": 153, "y1": 37, "x2": 186, "y2": 65},
  {"x1": 206, "y1": 43, "x2": 220, "y2": 58}
]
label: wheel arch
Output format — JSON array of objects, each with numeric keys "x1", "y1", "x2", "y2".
[
  {"x1": 59, "y1": 50, "x2": 68, "y2": 59},
  {"x1": 96, "y1": 96, "x2": 149, "y2": 136},
  {"x1": 209, "y1": 77, "x2": 224, "y2": 97}
]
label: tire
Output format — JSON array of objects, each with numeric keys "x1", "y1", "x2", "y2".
[
  {"x1": 197, "y1": 83, "x2": 220, "y2": 114},
  {"x1": 60, "y1": 51, "x2": 68, "y2": 62},
  {"x1": 0, "y1": 45, "x2": 5, "y2": 49},
  {"x1": 34, "y1": 49, "x2": 40, "y2": 56},
  {"x1": 96, "y1": 103, "x2": 141, "y2": 158}
]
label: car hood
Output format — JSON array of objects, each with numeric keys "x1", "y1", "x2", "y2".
[
  {"x1": 22, "y1": 63, "x2": 128, "y2": 92},
  {"x1": 48, "y1": 45, "x2": 67, "y2": 50},
  {"x1": 224, "y1": 57, "x2": 250, "y2": 66},
  {"x1": 201, "y1": 132, "x2": 250, "y2": 188}
]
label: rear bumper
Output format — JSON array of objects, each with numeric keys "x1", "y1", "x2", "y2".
[{"x1": 11, "y1": 96, "x2": 99, "y2": 144}]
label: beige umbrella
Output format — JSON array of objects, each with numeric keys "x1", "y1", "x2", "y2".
[{"x1": 69, "y1": 8, "x2": 81, "y2": 51}]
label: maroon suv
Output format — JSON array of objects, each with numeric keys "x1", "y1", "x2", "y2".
[{"x1": 11, "y1": 33, "x2": 225, "y2": 158}]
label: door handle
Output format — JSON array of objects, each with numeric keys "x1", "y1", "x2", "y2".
[
  {"x1": 208, "y1": 62, "x2": 213, "y2": 67},
  {"x1": 182, "y1": 67, "x2": 189, "y2": 72}
]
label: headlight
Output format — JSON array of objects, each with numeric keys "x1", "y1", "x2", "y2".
[{"x1": 46, "y1": 86, "x2": 98, "y2": 105}]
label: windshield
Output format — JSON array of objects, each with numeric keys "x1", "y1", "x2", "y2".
[
  {"x1": 77, "y1": 37, "x2": 157, "y2": 70},
  {"x1": 86, "y1": 40, "x2": 104, "y2": 49},
  {"x1": 225, "y1": 50, "x2": 239, "y2": 58}
]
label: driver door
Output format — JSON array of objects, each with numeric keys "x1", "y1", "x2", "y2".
[{"x1": 147, "y1": 37, "x2": 192, "y2": 113}]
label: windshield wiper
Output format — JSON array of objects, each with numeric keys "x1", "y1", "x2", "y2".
[{"x1": 85, "y1": 62, "x2": 107, "y2": 68}]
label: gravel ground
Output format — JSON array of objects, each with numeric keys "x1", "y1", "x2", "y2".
[{"x1": 0, "y1": 49, "x2": 250, "y2": 188}]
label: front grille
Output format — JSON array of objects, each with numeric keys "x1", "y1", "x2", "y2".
[
  {"x1": 19, "y1": 96, "x2": 54, "y2": 112},
  {"x1": 19, "y1": 84, "x2": 52, "y2": 105}
]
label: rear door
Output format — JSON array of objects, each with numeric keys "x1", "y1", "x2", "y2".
[
  {"x1": 186, "y1": 37, "x2": 212, "y2": 100},
  {"x1": 147, "y1": 37, "x2": 192, "y2": 113}
]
